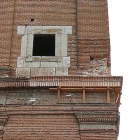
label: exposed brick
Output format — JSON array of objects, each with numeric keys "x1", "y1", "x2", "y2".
[
  {"x1": 0, "y1": 0, "x2": 110, "y2": 76},
  {"x1": 0, "y1": 1, "x2": 121, "y2": 140}
]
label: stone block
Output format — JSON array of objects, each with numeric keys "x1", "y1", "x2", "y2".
[
  {"x1": 18, "y1": 26, "x2": 72, "y2": 35},
  {"x1": 25, "y1": 55, "x2": 33, "y2": 62},
  {"x1": 17, "y1": 57, "x2": 25, "y2": 67},
  {"x1": 55, "y1": 34, "x2": 61, "y2": 48},
  {"x1": 55, "y1": 56, "x2": 62, "y2": 62},
  {"x1": 43, "y1": 26, "x2": 63, "y2": 34},
  {"x1": 17, "y1": 26, "x2": 25, "y2": 35},
  {"x1": 61, "y1": 34, "x2": 67, "y2": 56},
  {"x1": 24, "y1": 62, "x2": 40, "y2": 68},
  {"x1": 41, "y1": 56, "x2": 62, "y2": 62},
  {"x1": 43, "y1": 29, "x2": 62, "y2": 34},
  {"x1": 26, "y1": 34, "x2": 33, "y2": 57},
  {"x1": 32, "y1": 56, "x2": 41, "y2": 62},
  {"x1": 63, "y1": 26, "x2": 72, "y2": 34},
  {"x1": 56, "y1": 67, "x2": 68, "y2": 76},
  {"x1": 41, "y1": 61, "x2": 62, "y2": 67},
  {"x1": 63, "y1": 57, "x2": 70, "y2": 67},
  {"x1": 27, "y1": 26, "x2": 43, "y2": 34},
  {"x1": 20, "y1": 35, "x2": 27, "y2": 56},
  {"x1": 55, "y1": 47, "x2": 61, "y2": 56},
  {"x1": 31, "y1": 68, "x2": 55, "y2": 76},
  {"x1": 80, "y1": 124, "x2": 116, "y2": 130},
  {"x1": 16, "y1": 68, "x2": 30, "y2": 78},
  {"x1": 25, "y1": 56, "x2": 41, "y2": 62}
]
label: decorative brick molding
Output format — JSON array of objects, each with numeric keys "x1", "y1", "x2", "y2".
[
  {"x1": 16, "y1": 26, "x2": 72, "y2": 77},
  {"x1": 0, "y1": 76, "x2": 123, "y2": 88}
]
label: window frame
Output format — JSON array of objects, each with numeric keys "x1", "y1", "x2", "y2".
[
  {"x1": 16, "y1": 26, "x2": 72, "y2": 77},
  {"x1": 17, "y1": 26, "x2": 72, "y2": 62}
]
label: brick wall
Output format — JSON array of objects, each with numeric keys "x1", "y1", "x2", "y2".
[
  {"x1": 3, "y1": 114, "x2": 80, "y2": 140},
  {"x1": 0, "y1": 0, "x2": 110, "y2": 77},
  {"x1": 0, "y1": 89, "x2": 119, "y2": 140},
  {"x1": 0, "y1": 1, "x2": 121, "y2": 140},
  {"x1": 0, "y1": 89, "x2": 114, "y2": 105}
]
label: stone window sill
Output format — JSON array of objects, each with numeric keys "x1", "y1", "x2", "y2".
[{"x1": 25, "y1": 56, "x2": 62, "y2": 62}]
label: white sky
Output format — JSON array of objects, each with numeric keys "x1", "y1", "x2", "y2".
[{"x1": 108, "y1": 0, "x2": 140, "y2": 140}]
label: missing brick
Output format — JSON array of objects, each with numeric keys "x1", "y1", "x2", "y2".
[
  {"x1": 90, "y1": 56, "x2": 94, "y2": 61},
  {"x1": 30, "y1": 19, "x2": 34, "y2": 22}
]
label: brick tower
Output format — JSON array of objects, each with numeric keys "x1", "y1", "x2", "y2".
[{"x1": 0, "y1": 0, "x2": 122, "y2": 140}]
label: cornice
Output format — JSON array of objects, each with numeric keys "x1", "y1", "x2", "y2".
[{"x1": 0, "y1": 76, "x2": 123, "y2": 89}]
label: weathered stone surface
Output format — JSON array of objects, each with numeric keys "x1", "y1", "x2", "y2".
[
  {"x1": 17, "y1": 26, "x2": 71, "y2": 72},
  {"x1": 23, "y1": 56, "x2": 41, "y2": 62},
  {"x1": 80, "y1": 124, "x2": 116, "y2": 130},
  {"x1": 24, "y1": 62, "x2": 40, "y2": 68},
  {"x1": 31, "y1": 68, "x2": 55, "y2": 76},
  {"x1": 20, "y1": 35, "x2": 27, "y2": 56},
  {"x1": 16, "y1": 68, "x2": 30, "y2": 77},
  {"x1": 41, "y1": 62, "x2": 62, "y2": 68},
  {"x1": 41, "y1": 56, "x2": 62, "y2": 62},
  {"x1": 42, "y1": 26, "x2": 72, "y2": 34},
  {"x1": 25, "y1": 55, "x2": 33, "y2": 62},
  {"x1": 61, "y1": 35, "x2": 67, "y2": 56},
  {"x1": 32, "y1": 56, "x2": 41, "y2": 62},
  {"x1": 17, "y1": 26, "x2": 25, "y2": 35},
  {"x1": 63, "y1": 57, "x2": 70, "y2": 67},
  {"x1": 27, "y1": 26, "x2": 43, "y2": 34},
  {"x1": 55, "y1": 34, "x2": 61, "y2": 48},
  {"x1": 56, "y1": 67, "x2": 68, "y2": 76},
  {"x1": 17, "y1": 57, "x2": 25, "y2": 67},
  {"x1": 63, "y1": 26, "x2": 72, "y2": 34},
  {"x1": 26, "y1": 34, "x2": 34, "y2": 57},
  {"x1": 55, "y1": 47, "x2": 62, "y2": 57},
  {"x1": 43, "y1": 28, "x2": 62, "y2": 34}
]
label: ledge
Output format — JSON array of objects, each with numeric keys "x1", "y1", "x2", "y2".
[{"x1": 0, "y1": 76, "x2": 123, "y2": 88}]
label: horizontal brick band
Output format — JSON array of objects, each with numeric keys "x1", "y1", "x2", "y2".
[{"x1": 0, "y1": 76, "x2": 122, "y2": 88}]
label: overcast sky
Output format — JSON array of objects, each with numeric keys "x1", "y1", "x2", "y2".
[{"x1": 108, "y1": 0, "x2": 140, "y2": 140}]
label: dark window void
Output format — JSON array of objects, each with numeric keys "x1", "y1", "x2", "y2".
[{"x1": 33, "y1": 34, "x2": 55, "y2": 56}]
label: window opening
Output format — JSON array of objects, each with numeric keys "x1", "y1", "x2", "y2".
[{"x1": 33, "y1": 34, "x2": 55, "y2": 56}]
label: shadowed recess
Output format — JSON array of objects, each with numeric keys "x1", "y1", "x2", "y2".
[{"x1": 33, "y1": 34, "x2": 55, "y2": 56}]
